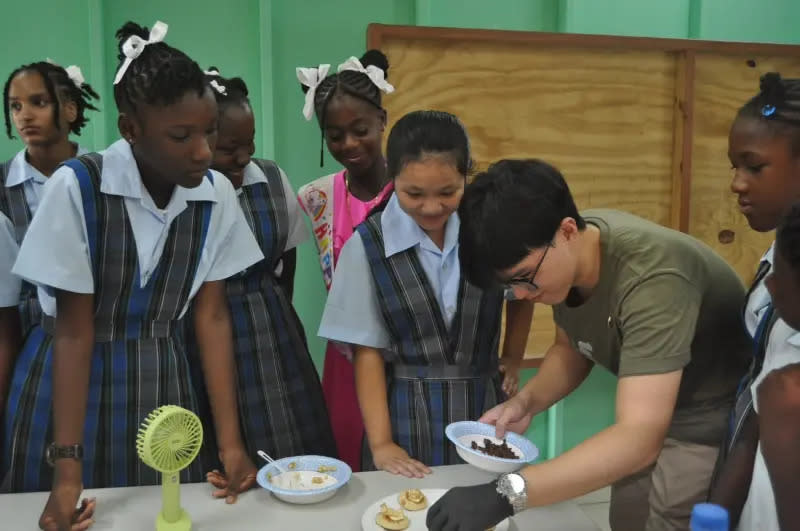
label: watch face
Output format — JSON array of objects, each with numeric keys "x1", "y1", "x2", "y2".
[{"x1": 507, "y1": 473, "x2": 526, "y2": 494}]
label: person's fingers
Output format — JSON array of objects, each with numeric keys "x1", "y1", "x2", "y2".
[{"x1": 479, "y1": 404, "x2": 503, "y2": 426}]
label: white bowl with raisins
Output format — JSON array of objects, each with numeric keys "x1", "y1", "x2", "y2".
[{"x1": 445, "y1": 421, "x2": 539, "y2": 474}]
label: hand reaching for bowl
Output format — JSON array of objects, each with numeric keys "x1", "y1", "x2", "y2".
[{"x1": 479, "y1": 394, "x2": 534, "y2": 439}]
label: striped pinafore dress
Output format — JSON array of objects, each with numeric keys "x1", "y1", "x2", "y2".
[
  {"x1": 1, "y1": 153, "x2": 213, "y2": 492},
  {"x1": 193, "y1": 159, "x2": 335, "y2": 464},
  {"x1": 357, "y1": 208, "x2": 506, "y2": 469},
  {"x1": 0, "y1": 159, "x2": 41, "y2": 338}
]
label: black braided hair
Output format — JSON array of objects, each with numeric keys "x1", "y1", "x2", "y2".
[
  {"x1": 301, "y1": 49, "x2": 389, "y2": 128},
  {"x1": 113, "y1": 21, "x2": 207, "y2": 113},
  {"x1": 778, "y1": 203, "x2": 800, "y2": 274},
  {"x1": 204, "y1": 67, "x2": 250, "y2": 108},
  {"x1": 3, "y1": 61, "x2": 100, "y2": 139},
  {"x1": 738, "y1": 72, "x2": 800, "y2": 153},
  {"x1": 301, "y1": 50, "x2": 389, "y2": 165}
]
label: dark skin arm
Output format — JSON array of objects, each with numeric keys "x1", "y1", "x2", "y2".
[
  {"x1": 0, "y1": 306, "x2": 22, "y2": 415},
  {"x1": 193, "y1": 280, "x2": 256, "y2": 503},
  {"x1": 277, "y1": 249, "x2": 296, "y2": 301},
  {"x1": 708, "y1": 408, "x2": 759, "y2": 528},
  {"x1": 758, "y1": 363, "x2": 800, "y2": 530},
  {"x1": 39, "y1": 290, "x2": 96, "y2": 531}
]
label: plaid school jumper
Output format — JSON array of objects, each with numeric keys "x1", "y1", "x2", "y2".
[
  {"x1": 189, "y1": 159, "x2": 335, "y2": 464},
  {"x1": 1, "y1": 154, "x2": 213, "y2": 492},
  {"x1": 0, "y1": 159, "x2": 42, "y2": 338},
  {"x1": 357, "y1": 209, "x2": 506, "y2": 469}
]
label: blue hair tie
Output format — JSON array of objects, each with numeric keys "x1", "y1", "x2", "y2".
[{"x1": 762, "y1": 104, "x2": 777, "y2": 117}]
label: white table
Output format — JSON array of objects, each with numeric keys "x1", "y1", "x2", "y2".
[{"x1": 0, "y1": 465, "x2": 601, "y2": 530}]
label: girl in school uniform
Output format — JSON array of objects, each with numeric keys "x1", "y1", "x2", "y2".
[
  {"x1": 319, "y1": 110, "x2": 531, "y2": 476},
  {"x1": 3, "y1": 20, "x2": 261, "y2": 529},
  {"x1": 296, "y1": 50, "x2": 396, "y2": 471},
  {"x1": 0, "y1": 61, "x2": 99, "y2": 416},
  {"x1": 0, "y1": 213, "x2": 20, "y2": 418},
  {"x1": 197, "y1": 70, "x2": 335, "y2": 492},
  {"x1": 711, "y1": 73, "x2": 800, "y2": 529}
]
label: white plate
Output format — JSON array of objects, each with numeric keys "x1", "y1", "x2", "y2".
[{"x1": 361, "y1": 488, "x2": 510, "y2": 531}]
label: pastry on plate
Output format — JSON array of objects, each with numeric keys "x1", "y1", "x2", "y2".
[
  {"x1": 398, "y1": 488, "x2": 428, "y2": 511},
  {"x1": 376, "y1": 503, "x2": 410, "y2": 530}
]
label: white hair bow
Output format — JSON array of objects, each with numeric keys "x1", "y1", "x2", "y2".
[
  {"x1": 64, "y1": 65, "x2": 85, "y2": 88},
  {"x1": 296, "y1": 64, "x2": 331, "y2": 121},
  {"x1": 113, "y1": 21, "x2": 169, "y2": 85},
  {"x1": 46, "y1": 58, "x2": 85, "y2": 88},
  {"x1": 203, "y1": 69, "x2": 227, "y2": 95},
  {"x1": 337, "y1": 57, "x2": 394, "y2": 94}
]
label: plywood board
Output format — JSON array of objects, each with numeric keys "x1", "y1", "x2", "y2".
[{"x1": 368, "y1": 26, "x2": 800, "y2": 361}]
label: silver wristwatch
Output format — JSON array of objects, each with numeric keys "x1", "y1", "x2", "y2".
[{"x1": 496, "y1": 472, "x2": 528, "y2": 514}]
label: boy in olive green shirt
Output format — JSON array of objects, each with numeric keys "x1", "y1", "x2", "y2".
[{"x1": 426, "y1": 159, "x2": 750, "y2": 531}]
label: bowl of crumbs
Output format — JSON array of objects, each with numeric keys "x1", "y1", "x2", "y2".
[
  {"x1": 256, "y1": 455, "x2": 351, "y2": 504},
  {"x1": 446, "y1": 421, "x2": 539, "y2": 474}
]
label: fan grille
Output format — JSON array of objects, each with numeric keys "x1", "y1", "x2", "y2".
[{"x1": 136, "y1": 405, "x2": 203, "y2": 474}]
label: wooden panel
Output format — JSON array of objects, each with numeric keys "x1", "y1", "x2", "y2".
[
  {"x1": 368, "y1": 25, "x2": 800, "y2": 360},
  {"x1": 690, "y1": 53, "x2": 800, "y2": 281},
  {"x1": 380, "y1": 37, "x2": 677, "y2": 359},
  {"x1": 670, "y1": 51, "x2": 695, "y2": 232}
]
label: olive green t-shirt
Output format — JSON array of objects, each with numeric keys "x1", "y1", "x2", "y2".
[{"x1": 552, "y1": 209, "x2": 751, "y2": 444}]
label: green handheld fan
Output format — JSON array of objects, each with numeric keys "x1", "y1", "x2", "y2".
[{"x1": 137, "y1": 405, "x2": 204, "y2": 531}]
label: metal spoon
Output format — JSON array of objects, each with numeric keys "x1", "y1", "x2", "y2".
[{"x1": 257, "y1": 450, "x2": 287, "y2": 474}]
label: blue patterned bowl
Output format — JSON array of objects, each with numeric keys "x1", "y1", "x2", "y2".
[
  {"x1": 256, "y1": 455, "x2": 351, "y2": 504},
  {"x1": 446, "y1": 421, "x2": 539, "y2": 473}
]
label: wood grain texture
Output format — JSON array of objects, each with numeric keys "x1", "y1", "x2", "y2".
[
  {"x1": 670, "y1": 51, "x2": 695, "y2": 232},
  {"x1": 369, "y1": 24, "x2": 800, "y2": 57},
  {"x1": 690, "y1": 53, "x2": 800, "y2": 281},
  {"x1": 369, "y1": 26, "x2": 800, "y2": 359},
  {"x1": 381, "y1": 38, "x2": 676, "y2": 359}
]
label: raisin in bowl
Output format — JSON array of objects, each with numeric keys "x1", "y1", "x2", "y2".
[{"x1": 445, "y1": 421, "x2": 539, "y2": 474}]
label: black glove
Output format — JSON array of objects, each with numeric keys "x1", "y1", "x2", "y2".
[{"x1": 426, "y1": 480, "x2": 514, "y2": 531}]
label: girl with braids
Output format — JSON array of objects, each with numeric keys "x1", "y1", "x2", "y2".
[
  {"x1": 318, "y1": 111, "x2": 530, "y2": 476},
  {"x1": 711, "y1": 73, "x2": 800, "y2": 529},
  {"x1": 197, "y1": 70, "x2": 335, "y2": 495},
  {"x1": 2, "y1": 20, "x2": 262, "y2": 529},
  {"x1": 296, "y1": 50, "x2": 396, "y2": 471},
  {"x1": 0, "y1": 61, "x2": 99, "y2": 421}
]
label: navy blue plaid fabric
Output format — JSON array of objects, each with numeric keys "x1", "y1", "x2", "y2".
[
  {"x1": 2, "y1": 154, "x2": 213, "y2": 492},
  {"x1": 0, "y1": 159, "x2": 41, "y2": 338},
  {"x1": 357, "y1": 210, "x2": 505, "y2": 468},
  {"x1": 188, "y1": 159, "x2": 335, "y2": 463}
]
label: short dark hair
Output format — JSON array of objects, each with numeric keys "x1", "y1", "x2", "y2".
[
  {"x1": 204, "y1": 67, "x2": 250, "y2": 109},
  {"x1": 386, "y1": 110, "x2": 472, "y2": 179},
  {"x1": 737, "y1": 72, "x2": 800, "y2": 155},
  {"x1": 113, "y1": 21, "x2": 207, "y2": 114},
  {"x1": 777, "y1": 203, "x2": 800, "y2": 275},
  {"x1": 458, "y1": 159, "x2": 586, "y2": 289},
  {"x1": 4, "y1": 61, "x2": 99, "y2": 139},
  {"x1": 302, "y1": 49, "x2": 389, "y2": 128}
]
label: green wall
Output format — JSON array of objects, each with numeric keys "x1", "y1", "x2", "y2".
[{"x1": 2, "y1": 0, "x2": 798, "y2": 457}]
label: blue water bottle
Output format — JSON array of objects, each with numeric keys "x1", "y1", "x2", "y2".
[{"x1": 690, "y1": 503, "x2": 729, "y2": 531}]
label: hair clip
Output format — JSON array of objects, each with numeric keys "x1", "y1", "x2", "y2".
[{"x1": 762, "y1": 104, "x2": 777, "y2": 117}]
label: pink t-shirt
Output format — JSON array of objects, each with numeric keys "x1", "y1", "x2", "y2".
[{"x1": 331, "y1": 169, "x2": 394, "y2": 266}]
